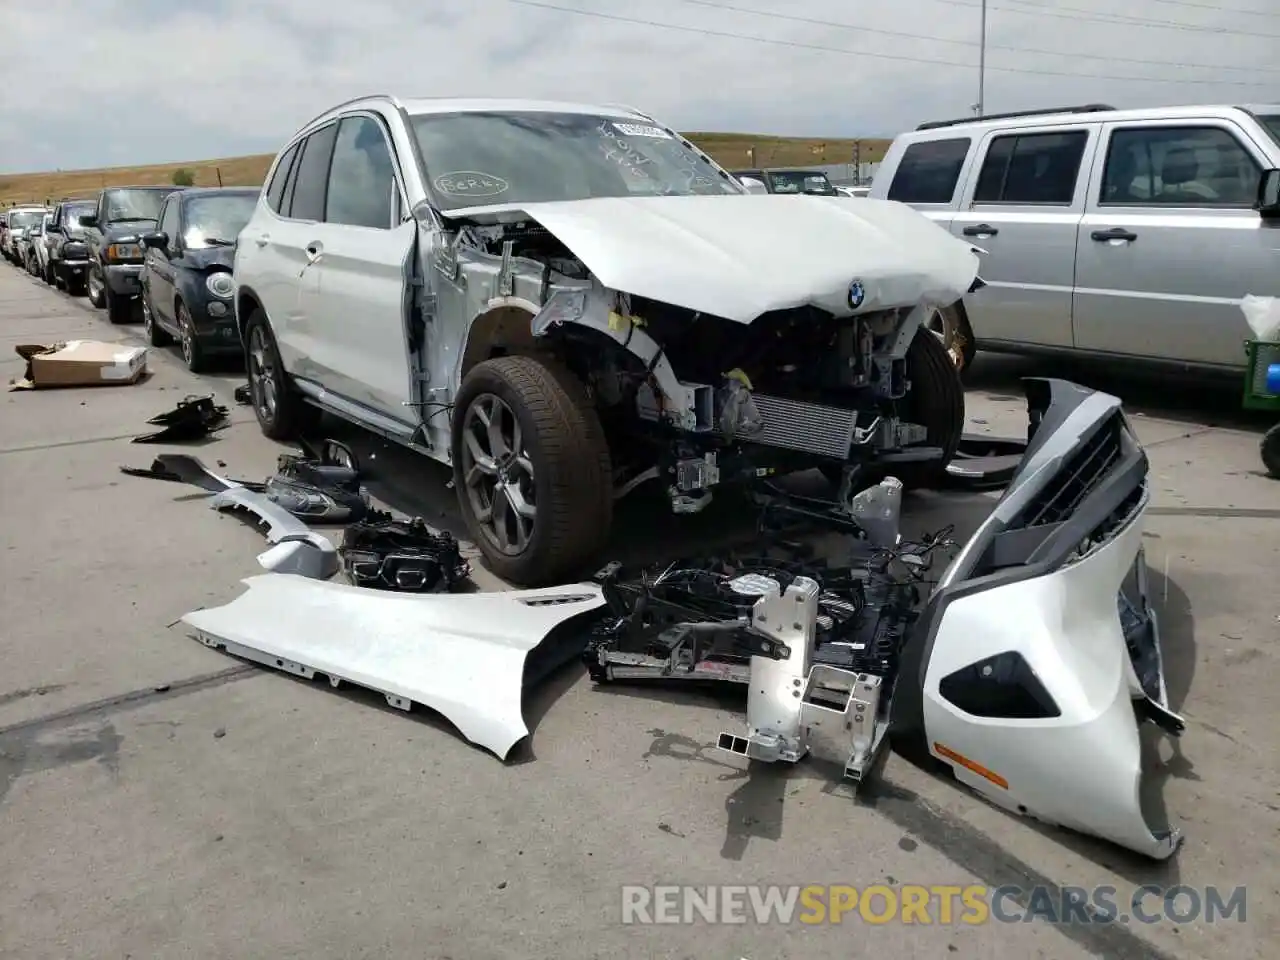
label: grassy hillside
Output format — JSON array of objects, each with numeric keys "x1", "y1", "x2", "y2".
[{"x1": 0, "y1": 134, "x2": 890, "y2": 206}]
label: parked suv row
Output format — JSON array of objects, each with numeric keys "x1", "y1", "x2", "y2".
[{"x1": 870, "y1": 102, "x2": 1280, "y2": 374}]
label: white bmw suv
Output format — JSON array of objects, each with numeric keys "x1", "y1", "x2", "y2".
[{"x1": 232, "y1": 95, "x2": 978, "y2": 585}]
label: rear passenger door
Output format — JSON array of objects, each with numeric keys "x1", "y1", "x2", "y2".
[
  {"x1": 299, "y1": 112, "x2": 417, "y2": 425},
  {"x1": 1072, "y1": 119, "x2": 1274, "y2": 368},
  {"x1": 950, "y1": 125, "x2": 1098, "y2": 349},
  {"x1": 884, "y1": 136, "x2": 974, "y2": 232},
  {"x1": 247, "y1": 124, "x2": 339, "y2": 379}
]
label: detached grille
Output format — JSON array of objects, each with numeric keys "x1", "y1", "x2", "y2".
[{"x1": 1021, "y1": 415, "x2": 1123, "y2": 527}]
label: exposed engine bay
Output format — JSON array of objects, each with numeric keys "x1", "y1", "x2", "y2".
[{"x1": 440, "y1": 213, "x2": 956, "y2": 513}]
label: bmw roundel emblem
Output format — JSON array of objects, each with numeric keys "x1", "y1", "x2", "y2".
[{"x1": 848, "y1": 279, "x2": 865, "y2": 310}]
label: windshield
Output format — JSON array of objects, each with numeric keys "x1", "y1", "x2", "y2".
[
  {"x1": 63, "y1": 203, "x2": 96, "y2": 230},
  {"x1": 103, "y1": 188, "x2": 172, "y2": 224},
  {"x1": 410, "y1": 111, "x2": 742, "y2": 210},
  {"x1": 182, "y1": 193, "x2": 258, "y2": 247},
  {"x1": 8, "y1": 211, "x2": 43, "y2": 229},
  {"x1": 1262, "y1": 115, "x2": 1280, "y2": 147},
  {"x1": 767, "y1": 171, "x2": 837, "y2": 195}
]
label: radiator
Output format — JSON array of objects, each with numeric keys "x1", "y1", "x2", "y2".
[{"x1": 749, "y1": 394, "x2": 860, "y2": 459}]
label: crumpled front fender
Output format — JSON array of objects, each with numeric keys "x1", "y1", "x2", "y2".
[{"x1": 183, "y1": 575, "x2": 606, "y2": 760}]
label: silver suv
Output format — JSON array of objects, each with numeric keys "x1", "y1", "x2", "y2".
[
  {"x1": 233, "y1": 95, "x2": 978, "y2": 585},
  {"x1": 870, "y1": 103, "x2": 1280, "y2": 374}
]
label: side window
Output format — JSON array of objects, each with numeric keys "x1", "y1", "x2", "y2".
[
  {"x1": 1100, "y1": 126, "x2": 1260, "y2": 207},
  {"x1": 158, "y1": 200, "x2": 180, "y2": 242},
  {"x1": 887, "y1": 138, "x2": 971, "y2": 204},
  {"x1": 325, "y1": 115, "x2": 398, "y2": 229},
  {"x1": 288, "y1": 123, "x2": 339, "y2": 222},
  {"x1": 265, "y1": 141, "x2": 300, "y2": 214},
  {"x1": 973, "y1": 131, "x2": 1088, "y2": 205}
]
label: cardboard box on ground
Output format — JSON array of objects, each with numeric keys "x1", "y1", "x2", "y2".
[{"x1": 9, "y1": 340, "x2": 148, "y2": 390}]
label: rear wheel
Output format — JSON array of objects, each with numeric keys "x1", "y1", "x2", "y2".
[
  {"x1": 1262, "y1": 423, "x2": 1280, "y2": 479},
  {"x1": 244, "y1": 309, "x2": 314, "y2": 440},
  {"x1": 142, "y1": 291, "x2": 172, "y2": 346},
  {"x1": 452, "y1": 355, "x2": 613, "y2": 586},
  {"x1": 176, "y1": 302, "x2": 208, "y2": 373}
]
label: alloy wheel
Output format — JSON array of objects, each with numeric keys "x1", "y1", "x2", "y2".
[
  {"x1": 180, "y1": 311, "x2": 195, "y2": 367},
  {"x1": 247, "y1": 325, "x2": 278, "y2": 423},
  {"x1": 459, "y1": 393, "x2": 537, "y2": 556},
  {"x1": 926, "y1": 307, "x2": 968, "y2": 372}
]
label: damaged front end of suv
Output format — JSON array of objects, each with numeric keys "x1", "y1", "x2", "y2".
[{"x1": 409, "y1": 108, "x2": 980, "y2": 584}]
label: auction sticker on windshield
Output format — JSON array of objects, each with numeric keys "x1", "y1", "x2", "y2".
[
  {"x1": 434, "y1": 172, "x2": 510, "y2": 199},
  {"x1": 611, "y1": 122, "x2": 672, "y2": 139}
]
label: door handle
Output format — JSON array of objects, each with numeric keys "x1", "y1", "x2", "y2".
[
  {"x1": 1091, "y1": 228, "x2": 1137, "y2": 242},
  {"x1": 254, "y1": 233, "x2": 270, "y2": 247},
  {"x1": 962, "y1": 224, "x2": 998, "y2": 237}
]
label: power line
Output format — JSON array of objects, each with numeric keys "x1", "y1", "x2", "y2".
[
  {"x1": 503, "y1": 0, "x2": 1275, "y2": 87},
  {"x1": 681, "y1": 0, "x2": 1280, "y2": 76},
  {"x1": 939, "y1": 0, "x2": 1280, "y2": 40},
  {"x1": 1101, "y1": 0, "x2": 1277, "y2": 15}
]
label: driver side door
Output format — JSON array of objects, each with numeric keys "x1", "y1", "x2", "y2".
[{"x1": 145, "y1": 197, "x2": 181, "y2": 331}]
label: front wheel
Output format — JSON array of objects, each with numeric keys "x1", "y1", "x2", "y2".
[
  {"x1": 451, "y1": 355, "x2": 613, "y2": 586},
  {"x1": 926, "y1": 303, "x2": 977, "y2": 379}
]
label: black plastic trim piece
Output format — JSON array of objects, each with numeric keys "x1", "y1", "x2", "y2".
[{"x1": 939, "y1": 650, "x2": 1061, "y2": 719}]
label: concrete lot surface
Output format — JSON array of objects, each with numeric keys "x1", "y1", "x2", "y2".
[{"x1": 0, "y1": 262, "x2": 1277, "y2": 960}]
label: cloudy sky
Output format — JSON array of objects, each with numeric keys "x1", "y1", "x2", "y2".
[{"x1": 1, "y1": 0, "x2": 1276, "y2": 173}]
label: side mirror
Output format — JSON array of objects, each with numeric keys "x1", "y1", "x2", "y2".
[
  {"x1": 1258, "y1": 169, "x2": 1280, "y2": 219},
  {"x1": 141, "y1": 231, "x2": 169, "y2": 249},
  {"x1": 738, "y1": 176, "x2": 769, "y2": 195},
  {"x1": 78, "y1": 213, "x2": 99, "y2": 227}
]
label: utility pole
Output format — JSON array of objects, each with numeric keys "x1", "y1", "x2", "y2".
[{"x1": 977, "y1": 0, "x2": 987, "y2": 117}]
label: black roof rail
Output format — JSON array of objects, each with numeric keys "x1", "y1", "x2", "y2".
[{"x1": 915, "y1": 103, "x2": 1117, "y2": 131}]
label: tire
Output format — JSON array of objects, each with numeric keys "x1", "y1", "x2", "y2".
[
  {"x1": 451, "y1": 355, "x2": 613, "y2": 586},
  {"x1": 1262, "y1": 423, "x2": 1280, "y2": 479},
  {"x1": 176, "y1": 302, "x2": 208, "y2": 373},
  {"x1": 43, "y1": 262, "x2": 55, "y2": 285},
  {"x1": 142, "y1": 291, "x2": 172, "y2": 346},
  {"x1": 66, "y1": 274, "x2": 86, "y2": 296},
  {"x1": 86, "y1": 264, "x2": 106, "y2": 308},
  {"x1": 822, "y1": 324, "x2": 965, "y2": 493},
  {"x1": 105, "y1": 285, "x2": 134, "y2": 324},
  {"x1": 244, "y1": 309, "x2": 314, "y2": 441},
  {"x1": 927, "y1": 302, "x2": 977, "y2": 380}
]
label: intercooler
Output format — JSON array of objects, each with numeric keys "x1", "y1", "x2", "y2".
[{"x1": 749, "y1": 394, "x2": 860, "y2": 459}]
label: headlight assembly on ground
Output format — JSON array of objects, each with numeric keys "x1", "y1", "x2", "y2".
[
  {"x1": 206, "y1": 272, "x2": 234, "y2": 298},
  {"x1": 619, "y1": 884, "x2": 1247, "y2": 926}
]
